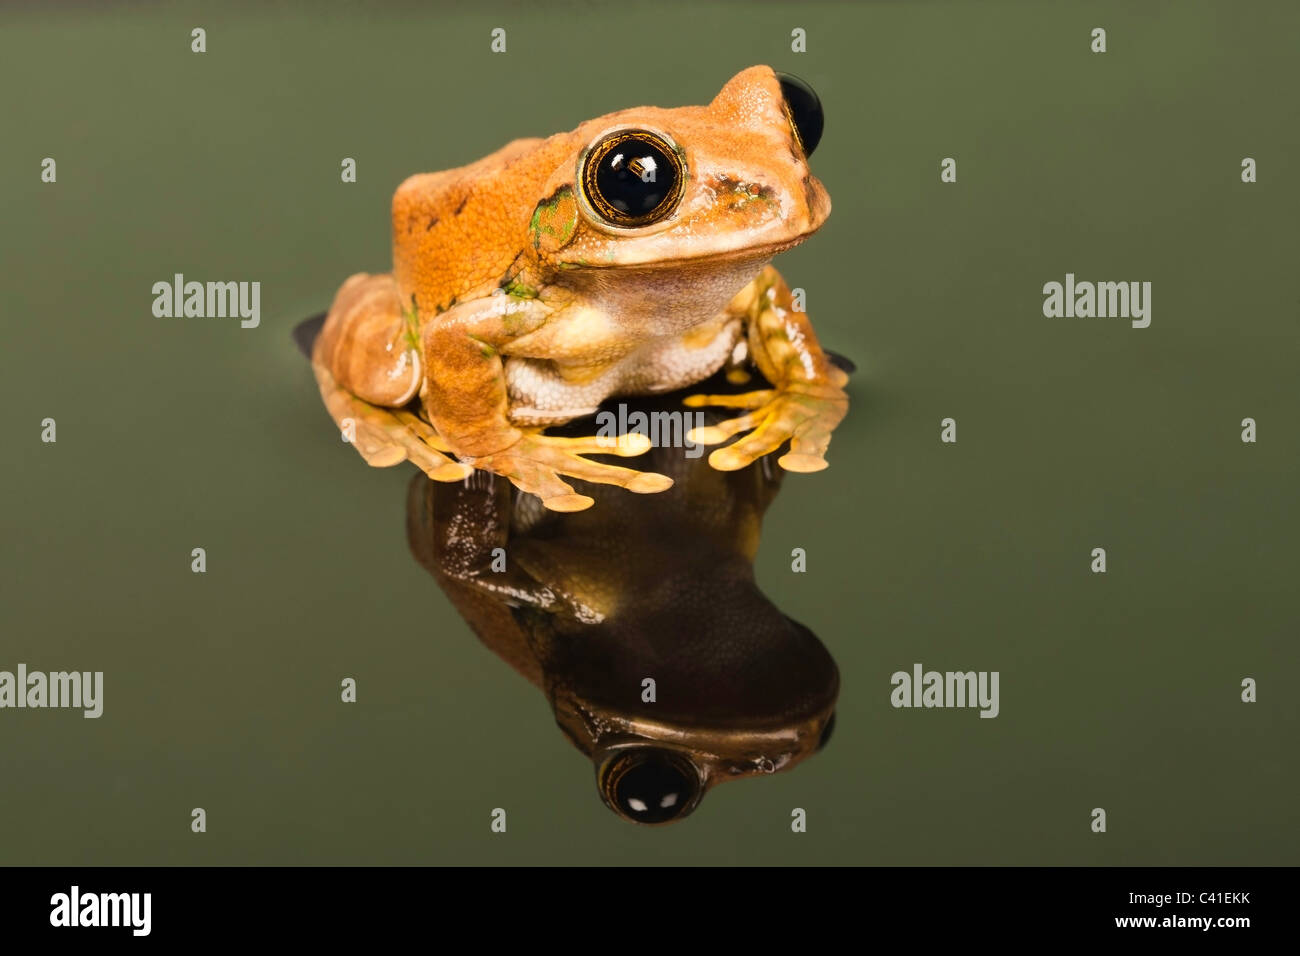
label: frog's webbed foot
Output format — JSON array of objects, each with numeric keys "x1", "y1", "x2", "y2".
[
  {"x1": 314, "y1": 360, "x2": 471, "y2": 482},
  {"x1": 684, "y1": 382, "x2": 848, "y2": 473},
  {"x1": 466, "y1": 431, "x2": 673, "y2": 513}
]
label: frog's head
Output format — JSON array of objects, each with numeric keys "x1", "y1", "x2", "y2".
[
  {"x1": 579, "y1": 698, "x2": 837, "y2": 827},
  {"x1": 528, "y1": 66, "x2": 830, "y2": 281},
  {"x1": 547, "y1": 607, "x2": 839, "y2": 826}
]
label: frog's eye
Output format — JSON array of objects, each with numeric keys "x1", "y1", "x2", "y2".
[
  {"x1": 776, "y1": 72, "x2": 824, "y2": 158},
  {"x1": 579, "y1": 129, "x2": 685, "y2": 229},
  {"x1": 598, "y1": 749, "x2": 701, "y2": 825}
]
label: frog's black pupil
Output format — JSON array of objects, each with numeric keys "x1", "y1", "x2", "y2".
[
  {"x1": 593, "y1": 136, "x2": 677, "y2": 222},
  {"x1": 610, "y1": 752, "x2": 696, "y2": 824},
  {"x1": 776, "y1": 72, "x2": 824, "y2": 158}
]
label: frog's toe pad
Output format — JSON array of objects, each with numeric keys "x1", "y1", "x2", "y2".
[
  {"x1": 626, "y1": 473, "x2": 674, "y2": 493},
  {"x1": 700, "y1": 386, "x2": 848, "y2": 474},
  {"x1": 364, "y1": 445, "x2": 409, "y2": 468},
  {"x1": 778, "y1": 452, "x2": 829, "y2": 473},
  {"x1": 431, "y1": 461, "x2": 475, "y2": 482},
  {"x1": 687, "y1": 425, "x2": 730, "y2": 445},
  {"x1": 707, "y1": 447, "x2": 754, "y2": 471},
  {"x1": 541, "y1": 493, "x2": 595, "y2": 512},
  {"x1": 592, "y1": 432, "x2": 653, "y2": 456},
  {"x1": 470, "y1": 432, "x2": 672, "y2": 511},
  {"x1": 683, "y1": 389, "x2": 773, "y2": 411}
]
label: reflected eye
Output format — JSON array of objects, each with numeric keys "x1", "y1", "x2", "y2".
[
  {"x1": 598, "y1": 749, "x2": 701, "y2": 825},
  {"x1": 580, "y1": 129, "x2": 685, "y2": 229}
]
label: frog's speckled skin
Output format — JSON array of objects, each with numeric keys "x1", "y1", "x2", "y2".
[{"x1": 312, "y1": 65, "x2": 848, "y2": 511}]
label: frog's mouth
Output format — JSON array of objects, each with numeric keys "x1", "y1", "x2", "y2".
[
  {"x1": 571, "y1": 231, "x2": 821, "y2": 271},
  {"x1": 663, "y1": 233, "x2": 818, "y2": 265}
]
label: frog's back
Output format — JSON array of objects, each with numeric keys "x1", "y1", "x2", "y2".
[{"x1": 392, "y1": 135, "x2": 573, "y2": 315}]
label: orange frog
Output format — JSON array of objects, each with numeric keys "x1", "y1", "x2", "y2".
[{"x1": 312, "y1": 66, "x2": 848, "y2": 511}]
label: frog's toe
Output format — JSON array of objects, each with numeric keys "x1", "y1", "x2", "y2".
[
  {"x1": 626, "y1": 472, "x2": 675, "y2": 493},
  {"x1": 707, "y1": 419, "x2": 789, "y2": 471},
  {"x1": 392, "y1": 407, "x2": 454, "y2": 453},
  {"x1": 683, "y1": 388, "x2": 773, "y2": 411},
  {"x1": 543, "y1": 451, "x2": 673, "y2": 495},
  {"x1": 500, "y1": 457, "x2": 590, "y2": 509},
  {"x1": 492, "y1": 461, "x2": 598, "y2": 512},
  {"x1": 349, "y1": 429, "x2": 408, "y2": 468},
  {"x1": 777, "y1": 452, "x2": 829, "y2": 473},
  {"x1": 429, "y1": 460, "x2": 475, "y2": 481},
  {"x1": 700, "y1": 387, "x2": 847, "y2": 473},
  {"x1": 356, "y1": 412, "x2": 466, "y2": 481},
  {"x1": 571, "y1": 432, "x2": 654, "y2": 457},
  {"x1": 688, "y1": 411, "x2": 760, "y2": 446},
  {"x1": 538, "y1": 434, "x2": 673, "y2": 490},
  {"x1": 542, "y1": 492, "x2": 596, "y2": 512},
  {"x1": 778, "y1": 422, "x2": 835, "y2": 473},
  {"x1": 317, "y1": 362, "x2": 469, "y2": 480},
  {"x1": 472, "y1": 433, "x2": 672, "y2": 511}
]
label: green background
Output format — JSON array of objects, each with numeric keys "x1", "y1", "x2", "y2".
[{"x1": 1, "y1": 0, "x2": 1295, "y2": 865}]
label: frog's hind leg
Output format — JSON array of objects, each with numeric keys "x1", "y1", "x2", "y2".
[
  {"x1": 313, "y1": 362, "x2": 470, "y2": 480},
  {"x1": 312, "y1": 273, "x2": 470, "y2": 481}
]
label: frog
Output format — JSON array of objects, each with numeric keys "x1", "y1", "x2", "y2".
[
  {"x1": 404, "y1": 388, "x2": 840, "y2": 825},
  {"x1": 311, "y1": 65, "x2": 849, "y2": 512}
]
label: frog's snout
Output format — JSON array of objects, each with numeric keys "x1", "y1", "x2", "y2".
[{"x1": 597, "y1": 748, "x2": 703, "y2": 826}]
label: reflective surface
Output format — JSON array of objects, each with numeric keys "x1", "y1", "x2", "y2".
[{"x1": 406, "y1": 389, "x2": 839, "y2": 825}]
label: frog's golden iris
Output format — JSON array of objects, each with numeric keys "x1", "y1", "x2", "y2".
[
  {"x1": 579, "y1": 128, "x2": 685, "y2": 229},
  {"x1": 599, "y1": 749, "x2": 702, "y2": 824}
]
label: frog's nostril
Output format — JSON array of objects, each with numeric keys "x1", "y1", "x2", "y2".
[
  {"x1": 599, "y1": 749, "x2": 701, "y2": 825},
  {"x1": 776, "y1": 72, "x2": 824, "y2": 159}
]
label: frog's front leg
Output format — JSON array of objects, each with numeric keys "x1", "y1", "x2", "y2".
[
  {"x1": 422, "y1": 295, "x2": 673, "y2": 512},
  {"x1": 686, "y1": 265, "x2": 849, "y2": 473}
]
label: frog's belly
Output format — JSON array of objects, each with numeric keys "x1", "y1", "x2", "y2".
[{"x1": 504, "y1": 318, "x2": 743, "y2": 426}]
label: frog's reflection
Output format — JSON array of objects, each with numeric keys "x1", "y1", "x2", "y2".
[{"x1": 406, "y1": 389, "x2": 839, "y2": 825}]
